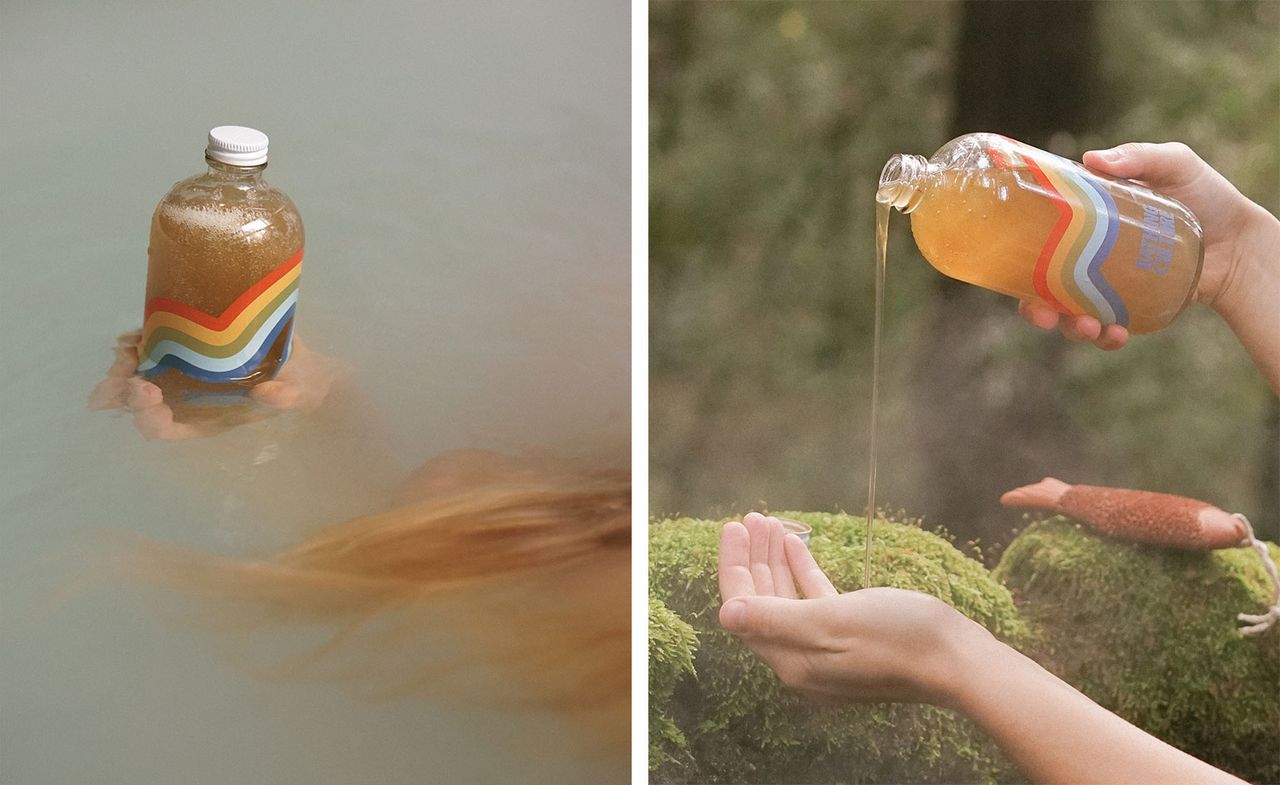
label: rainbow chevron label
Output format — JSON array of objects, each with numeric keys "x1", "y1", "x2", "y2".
[
  {"x1": 987, "y1": 139, "x2": 1129, "y2": 327},
  {"x1": 138, "y1": 249, "x2": 302, "y2": 382}
]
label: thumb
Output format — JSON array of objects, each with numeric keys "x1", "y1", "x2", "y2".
[
  {"x1": 1082, "y1": 141, "x2": 1204, "y2": 188},
  {"x1": 719, "y1": 595, "x2": 813, "y2": 641}
]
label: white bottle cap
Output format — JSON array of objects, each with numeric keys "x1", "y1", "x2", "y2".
[{"x1": 206, "y1": 126, "x2": 269, "y2": 166}]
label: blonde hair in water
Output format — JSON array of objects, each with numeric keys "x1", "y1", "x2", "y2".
[{"x1": 118, "y1": 449, "x2": 630, "y2": 749}]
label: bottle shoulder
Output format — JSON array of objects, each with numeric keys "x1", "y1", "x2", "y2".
[
  {"x1": 152, "y1": 170, "x2": 303, "y2": 246},
  {"x1": 929, "y1": 132, "x2": 1003, "y2": 169},
  {"x1": 160, "y1": 171, "x2": 298, "y2": 211}
]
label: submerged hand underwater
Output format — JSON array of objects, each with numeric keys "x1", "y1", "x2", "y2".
[{"x1": 89, "y1": 330, "x2": 340, "y2": 440}]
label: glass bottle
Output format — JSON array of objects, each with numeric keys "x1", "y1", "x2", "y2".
[
  {"x1": 139, "y1": 126, "x2": 304, "y2": 413},
  {"x1": 878, "y1": 132, "x2": 1202, "y2": 334}
]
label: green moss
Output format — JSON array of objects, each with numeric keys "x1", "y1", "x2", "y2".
[
  {"x1": 650, "y1": 510, "x2": 1279, "y2": 783},
  {"x1": 650, "y1": 596, "x2": 699, "y2": 768},
  {"x1": 995, "y1": 517, "x2": 1280, "y2": 785},
  {"x1": 649, "y1": 512, "x2": 1025, "y2": 784}
]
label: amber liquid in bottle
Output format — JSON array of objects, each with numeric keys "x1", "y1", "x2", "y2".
[
  {"x1": 881, "y1": 134, "x2": 1203, "y2": 334},
  {"x1": 141, "y1": 155, "x2": 304, "y2": 420},
  {"x1": 863, "y1": 133, "x2": 1204, "y2": 586}
]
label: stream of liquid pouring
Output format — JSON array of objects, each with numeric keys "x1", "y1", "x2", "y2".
[{"x1": 866, "y1": 199, "x2": 890, "y2": 589}]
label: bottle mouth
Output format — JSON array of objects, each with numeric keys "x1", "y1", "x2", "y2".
[
  {"x1": 877, "y1": 153, "x2": 928, "y2": 213},
  {"x1": 877, "y1": 155, "x2": 906, "y2": 190}
]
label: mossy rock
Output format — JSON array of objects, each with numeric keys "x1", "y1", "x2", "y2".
[
  {"x1": 649, "y1": 512, "x2": 1027, "y2": 784},
  {"x1": 995, "y1": 517, "x2": 1280, "y2": 785}
]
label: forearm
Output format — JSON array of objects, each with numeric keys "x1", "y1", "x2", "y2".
[
  {"x1": 945, "y1": 636, "x2": 1246, "y2": 785},
  {"x1": 1214, "y1": 203, "x2": 1280, "y2": 395}
]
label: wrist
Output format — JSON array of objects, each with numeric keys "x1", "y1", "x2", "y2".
[
  {"x1": 1211, "y1": 202, "x2": 1279, "y2": 320},
  {"x1": 924, "y1": 615, "x2": 1006, "y2": 711}
]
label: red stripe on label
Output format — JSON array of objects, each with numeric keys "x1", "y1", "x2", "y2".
[
  {"x1": 144, "y1": 248, "x2": 303, "y2": 329},
  {"x1": 1020, "y1": 156, "x2": 1073, "y2": 314}
]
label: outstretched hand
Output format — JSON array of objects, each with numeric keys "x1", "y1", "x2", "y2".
[
  {"x1": 717, "y1": 513, "x2": 992, "y2": 706},
  {"x1": 720, "y1": 514, "x2": 1251, "y2": 785},
  {"x1": 88, "y1": 330, "x2": 341, "y2": 440},
  {"x1": 1019, "y1": 141, "x2": 1262, "y2": 350}
]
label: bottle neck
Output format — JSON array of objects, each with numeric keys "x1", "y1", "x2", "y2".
[
  {"x1": 877, "y1": 153, "x2": 929, "y2": 214},
  {"x1": 205, "y1": 156, "x2": 266, "y2": 184}
]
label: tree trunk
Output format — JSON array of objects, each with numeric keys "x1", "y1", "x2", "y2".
[{"x1": 911, "y1": 1, "x2": 1098, "y2": 557}]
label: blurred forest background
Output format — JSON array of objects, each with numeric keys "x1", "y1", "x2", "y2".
[{"x1": 650, "y1": 0, "x2": 1280, "y2": 557}]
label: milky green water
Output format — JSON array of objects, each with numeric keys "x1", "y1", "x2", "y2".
[{"x1": 0, "y1": 2, "x2": 628, "y2": 783}]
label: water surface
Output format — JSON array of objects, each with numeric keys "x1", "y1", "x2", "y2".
[{"x1": 0, "y1": 2, "x2": 629, "y2": 782}]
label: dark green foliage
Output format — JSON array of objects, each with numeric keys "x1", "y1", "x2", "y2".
[
  {"x1": 649, "y1": 512, "x2": 1025, "y2": 784},
  {"x1": 650, "y1": 596, "x2": 699, "y2": 768},
  {"x1": 995, "y1": 518, "x2": 1280, "y2": 785}
]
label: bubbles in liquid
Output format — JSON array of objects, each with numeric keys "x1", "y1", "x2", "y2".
[{"x1": 159, "y1": 203, "x2": 270, "y2": 238}]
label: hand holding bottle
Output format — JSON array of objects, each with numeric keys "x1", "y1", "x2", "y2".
[
  {"x1": 88, "y1": 330, "x2": 340, "y2": 440},
  {"x1": 1020, "y1": 142, "x2": 1280, "y2": 392}
]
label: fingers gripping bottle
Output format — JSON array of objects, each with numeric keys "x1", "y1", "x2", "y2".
[
  {"x1": 878, "y1": 133, "x2": 1203, "y2": 334},
  {"x1": 140, "y1": 126, "x2": 304, "y2": 410}
]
